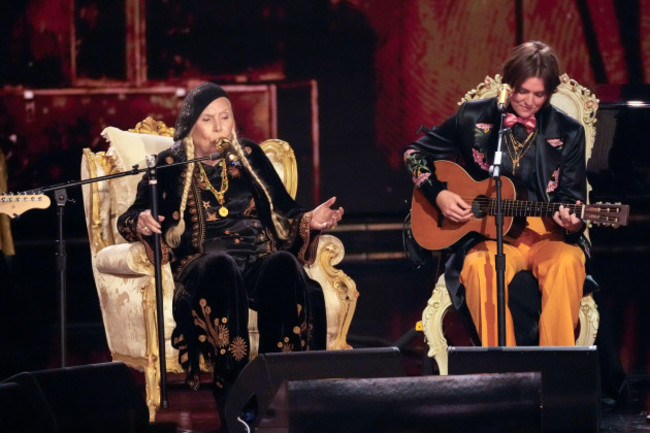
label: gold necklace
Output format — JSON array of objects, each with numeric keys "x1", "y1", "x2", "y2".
[
  {"x1": 198, "y1": 160, "x2": 229, "y2": 217},
  {"x1": 506, "y1": 130, "x2": 536, "y2": 175}
]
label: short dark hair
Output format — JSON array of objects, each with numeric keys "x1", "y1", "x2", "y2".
[{"x1": 502, "y1": 41, "x2": 560, "y2": 100}]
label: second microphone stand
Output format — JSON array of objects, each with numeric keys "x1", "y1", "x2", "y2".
[{"x1": 489, "y1": 108, "x2": 509, "y2": 347}]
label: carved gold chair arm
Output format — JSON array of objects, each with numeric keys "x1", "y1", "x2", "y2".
[{"x1": 305, "y1": 234, "x2": 359, "y2": 350}]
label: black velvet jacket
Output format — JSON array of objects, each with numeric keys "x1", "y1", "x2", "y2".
[
  {"x1": 117, "y1": 138, "x2": 319, "y2": 279},
  {"x1": 406, "y1": 97, "x2": 594, "y2": 308}
]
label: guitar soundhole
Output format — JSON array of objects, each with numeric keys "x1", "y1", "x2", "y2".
[{"x1": 472, "y1": 195, "x2": 488, "y2": 218}]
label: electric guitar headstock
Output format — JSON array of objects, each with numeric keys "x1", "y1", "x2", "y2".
[{"x1": 0, "y1": 193, "x2": 51, "y2": 218}]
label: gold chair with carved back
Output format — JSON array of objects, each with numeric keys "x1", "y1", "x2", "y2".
[
  {"x1": 420, "y1": 74, "x2": 601, "y2": 375},
  {"x1": 80, "y1": 117, "x2": 359, "y2": 421}
]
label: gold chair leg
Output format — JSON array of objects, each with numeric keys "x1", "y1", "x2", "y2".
[
  {"x1": 576, "y1": 293, "x2": 599, "y2": 346},
  {"x1": 421, "y1": 275, "x2": 453, "y2": 375},
  {"x1": 142, "y1": 274, "x2": 161, "y2": 422},
  {"x1": 144, "y1": 363, "x2": 160, "y2": 422}
]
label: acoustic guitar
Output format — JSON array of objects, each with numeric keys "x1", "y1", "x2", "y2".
[
  {"x1": 410, "y1": 160, "x2": 630, "y2": 251},
  {"x1": 0, "y1": 194, "x2": 51, "y2": 218}
]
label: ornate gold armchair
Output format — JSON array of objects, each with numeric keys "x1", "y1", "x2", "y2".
[
  {"x1": 80, "y1": 118, "x2": 359, "y2": 421},
  {"x1": 421, "y1": 74, "x2": 601, "y2": 374}
]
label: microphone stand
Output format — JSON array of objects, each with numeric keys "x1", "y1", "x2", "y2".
[
  {"x1": 40, "y1": 167, "x2": 147, "y2": 368},
  {"x1": 489, "y1": 109, "x2": 508, "y2": 347},
  {"x1": 36, "y1": 151, "x2": 222, "y2": 404},
  {"x1": 54, "y1": 188, "x2": 68, "y2": 367},
  {"x1": 145, "y1": 154, "x2": 168, "y2": 409}
]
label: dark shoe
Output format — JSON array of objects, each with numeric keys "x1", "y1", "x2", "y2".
[
  {"x1": 213, "y1": 376, "x2": 230, "y2": 431},
  {"x1": 185, "y1": 367, "x2": 201, "y2": 392}
]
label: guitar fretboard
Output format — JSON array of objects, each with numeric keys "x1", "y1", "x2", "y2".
[{"x1": 484, "y1": 199, "x2": 582, "y2": 218}]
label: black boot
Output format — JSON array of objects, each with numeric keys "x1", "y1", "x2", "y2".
[{"x1": 213, "y1": 376, "x2": 232, "y2": 433}]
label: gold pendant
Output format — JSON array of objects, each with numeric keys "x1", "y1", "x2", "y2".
[{"x1": 218, "y1": 206, "x2": 229, "y2": 217}]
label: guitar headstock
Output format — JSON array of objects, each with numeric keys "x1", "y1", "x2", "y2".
[
  {"x1": 0, "y1": 193, "x2": 51, "y2": 218},
  {"x1": 584, "y1": 202, "x2": 630, "y2": 228}
]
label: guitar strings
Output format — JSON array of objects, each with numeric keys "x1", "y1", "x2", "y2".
[
  {"x1": 455, "y1": 196, "x2": 585, "y2": 216},
  {"x1": 447, "y1": 197, "x2": 624, "y2": 224}
]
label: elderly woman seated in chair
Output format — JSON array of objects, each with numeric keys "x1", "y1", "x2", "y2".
[{"x1": 117, "y1": 83, "x2": 343, "y2": 415}]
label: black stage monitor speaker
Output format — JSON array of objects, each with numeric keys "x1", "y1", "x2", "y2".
[
  {"x1": 270, "y1": 372, "x2": 543, "y2": 433},
  {"x1": 1, "y1": 361, "x2": 149, "y2": 433},
  {"x1": 448, "y1": 346, "x2": 601, "y2": 433},
  {"x1": 0, "y1": 382, "x2": 56, "y2": 433},
  {"x1": 225, "y1": 347, "x2": 406, "y2": 433}
]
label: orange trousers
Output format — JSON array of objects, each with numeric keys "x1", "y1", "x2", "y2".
[{"x1": 459, "y1": 217, "x2": 585, "y2": 347}]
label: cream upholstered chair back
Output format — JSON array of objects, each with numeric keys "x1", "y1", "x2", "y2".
[
  {"x1": 84, "y1": 125, "x2": 174, "y2": 250},
  {"x1": 420, "y1": 75, "x2": 600, "y2": 375},
  {"x1": 81, "y1": 117, "x2": 358, "y2": 421}
]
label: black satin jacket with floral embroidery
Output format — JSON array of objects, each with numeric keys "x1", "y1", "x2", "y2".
[
  {"x1": 404, "y1": 97, "x2": 593, "y2": 308},
  {"x1": 117, "y1": 138, "x2": 319, "y2": 279},
  {"x1": 406, "y1": 97, "x2": 587, "y2": 219}
]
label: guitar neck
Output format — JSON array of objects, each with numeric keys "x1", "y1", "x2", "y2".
[
  {"x1": 489, "y1": 199, "x2": 582, "y2": 218},
  {"x1": 487, "y1": 199, "x2": 630, "y2": 228}
]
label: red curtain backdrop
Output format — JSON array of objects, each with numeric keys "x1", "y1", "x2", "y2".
[
  {"x1": 358, "y1": 0, "x2": 642, "y2": 169},
  {"x1": 642, "y1": 0, "x2": 650, "y2": 79}
]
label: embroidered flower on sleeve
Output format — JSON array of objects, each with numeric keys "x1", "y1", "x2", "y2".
[
  {"x1": 405, "y1": 150, "x2": 434, "y2": 187},
  {"x1": 415, "y1": 172, "x2": 431, "y2": 187},
  {"x1": 472, "y1": 148, "x2": 490, "y2": 171},
  {"x1": 546, "y1": 138, "x2": 563, "y2": 148},
  {"x1": 475, "y1": 123, "x2": 493, "y2": 133},
  {"x1": 473, "y1": 123, "x2": 493, "y2": 144},
  {"x1": 546, "y1": 169, "x2": 559, "y2": 194}
]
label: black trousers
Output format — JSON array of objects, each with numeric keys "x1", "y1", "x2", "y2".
[{"x1": 171, "y1": 250, "x2": 326, "y2": 388}]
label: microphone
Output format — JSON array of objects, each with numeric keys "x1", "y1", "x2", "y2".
[
  {"x1": 496, "y1": 84, "x2": 512, "y2": 112},
  {"x1": 217, "y1": 137, "x2": 232, "y2": 152}
]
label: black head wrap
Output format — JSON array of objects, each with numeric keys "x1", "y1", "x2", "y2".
[{"x1": 173, "y1": 83, "x2": 229, "y2": 141}]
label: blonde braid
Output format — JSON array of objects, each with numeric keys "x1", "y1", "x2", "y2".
[
  {"x1": 166, "y1": 136, "x2": 195, "y2": 247},
  {"x1": 230, "y1": 131, "x2": 289, "y2": 240}
]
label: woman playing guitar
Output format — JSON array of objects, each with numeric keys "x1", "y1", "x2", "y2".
[{"x1": 404, "y1": 41, "x2": 591, "y2": 347}]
